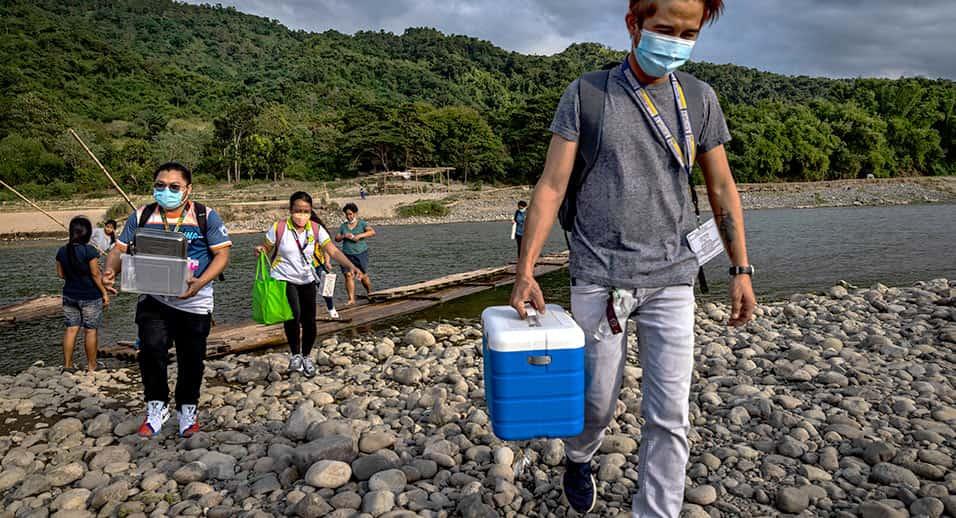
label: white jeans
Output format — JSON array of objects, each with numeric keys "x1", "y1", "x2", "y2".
[{"x1": 565, "y1": 284, "x2": 695, "y2": 518}]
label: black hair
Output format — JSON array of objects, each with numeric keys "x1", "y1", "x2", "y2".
[
  {"x1": 290, "y1": 191, "x2": 313, "y2": 208},
  {"x1": 65, "y1": 216, "x2": 92, "y2": 278},
  {"x1": 517, "y1": 200, "x2": 528, "y2": 208},
  {"x1": 105, "y1": 219, "x2": 117, "y2": 227},
  {"x1": 343, "y1": 202, "x2": 359, "y2": 214},
  {"x1": 154, "y1": 161, "x2": 192, "y2": 184}
]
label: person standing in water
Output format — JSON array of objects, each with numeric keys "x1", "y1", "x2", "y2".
[
  {"x1": 103, "y1": 162, "x2": 232, "y2": 438},
  {"x1": 335, "y1": 202, "x2": 375, "y2": 305},
  {"x1": 256, "y1": 192, "x2": 362, "y2": 376},
  {"x1": 56, "y1": 216, "x2": 110, "y2": 372},
  {"x1": 513, "y1": 200, "x2": 528, "y2": 257}
]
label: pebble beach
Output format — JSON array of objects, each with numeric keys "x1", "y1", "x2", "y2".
[{"x1": 0, "y1": 279, "x2": 954, "y2": 517}]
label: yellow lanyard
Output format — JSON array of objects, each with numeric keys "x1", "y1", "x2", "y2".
[
  {"x1": 620, "y1": 62, "x2": 696, "y2": 176},
  {"x1": 159, "y1": 203, "x2": 188, "y2": 233}
]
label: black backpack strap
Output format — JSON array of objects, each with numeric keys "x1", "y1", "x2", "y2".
[
  {"x1": 674, "y1": 71, "x2": 705, "y2": 144},
  {"x1": 577, "y1": 70, "x2": 609, "y2": 189},
  {"x1": 192, "y1": 201, "x2": 226, "y2": 282},
  {"x1": 138, "y1": 203, "x2": 158, "y2": 228},
  {"x1": 674, "y1": 71, "x2": 711, "y2": 294},
  {"x1": 558, "y1": 69, "x2": 610, "y2": 233},
  {"x1": 193, "y1": 202, "x2": 208, "y2": 236},
  {"x1": 130, "y1": 203, "x2": 158, "y2": 253}
]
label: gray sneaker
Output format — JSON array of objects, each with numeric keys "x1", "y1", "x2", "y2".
[
  {"x1": 289, "y1": 354, "x2": 304, "y2": 373},
  {"x1": 302, "y1": 356, "x2": 316, "y2": 377}
]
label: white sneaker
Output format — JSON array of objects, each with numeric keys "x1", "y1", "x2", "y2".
[
  {"x1": 179, "y1": 404, "x2": 200, "y2": 437},
  {"x1": 138, "y1": 401, "x2": 169, "y2": 437},
  {"x1": 328, "y1": 308, "x2": 339, "y2": 319},
  {"x1": 302, "y1": 356, "x2": 316, "y2": 377},
  {"x1": 289, "y1": 354, "x2": 304, "y2": 373}
]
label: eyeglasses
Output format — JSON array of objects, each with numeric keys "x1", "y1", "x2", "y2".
[{"x1": 154, "y1": 181, "x2": 186, "y2": 193}]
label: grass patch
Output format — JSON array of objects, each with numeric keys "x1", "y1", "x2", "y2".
[{"x1": 396, "y1": 200, "x2": 449, "y2": 218}]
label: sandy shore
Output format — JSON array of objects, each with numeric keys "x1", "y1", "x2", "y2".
[
  {"x1": 2, "y1": 177, "x2": 954, "y2": 238},
  {"x1": 0, "y1": 279, "x2": 953, "y2": 516}
]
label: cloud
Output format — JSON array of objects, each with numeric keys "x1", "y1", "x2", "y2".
[{"x1": 181, "y1": 0, "x2": 956, "y2": 79}]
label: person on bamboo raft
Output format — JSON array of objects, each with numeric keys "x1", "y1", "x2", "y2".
[
  {"x1": 103, "y1": 162, "x2": 232, "y2": 439},
  {"x1": 255, "y1": 192, "x2": 363, "y2": 377},
  {"x1": 335, "y1": 203, "x2": 376, "y2": 305}
]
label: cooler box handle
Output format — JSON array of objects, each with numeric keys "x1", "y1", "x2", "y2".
[
  {"x1": 525, "y1": 305, "x2": 541, "y2": 327},
  {"x1": 527, "y1": 355, "x2": 551, "y2": 366}
]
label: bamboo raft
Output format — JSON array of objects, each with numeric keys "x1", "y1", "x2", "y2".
[
  {"x1": 99, "y1": 252, "x2": 569, "y2": 361},
  {"x1": 0, "y1": 295, "x2": 62, "y2": 326}
]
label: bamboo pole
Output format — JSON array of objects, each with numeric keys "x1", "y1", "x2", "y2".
[
  {"x1": 0, "y1": 179, "x2": 68, "y2": 231},
  {"x1": 69, "y1": 129, "x2": 136, "y2": 211},
  {"x1": 0, "y1": 179, "x2": 106, "y2": 254}
]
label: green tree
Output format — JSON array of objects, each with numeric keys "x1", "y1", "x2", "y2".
[
  {"x1": 0, "y1": 134, "x2": 68, "y2": 186},
  {"x1": 213, "y1": 101, "x2": 261, "y2": 183},
  {"x1": 496, "y1": 90, "x2": 561, "y2": 183},
  {"x1": 814, "y1": 100, "x2": 893, "y2": 178},
  {"x1": 152, "y1": 120, "x2": 213, "y2": 173},
  {"x1": 425, "y1": 106, "x2": 507, "y2": 183}
]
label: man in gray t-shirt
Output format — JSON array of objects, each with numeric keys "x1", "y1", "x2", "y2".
[{"x1": 510, "y1": 1, "x2": 755, "y2": 516}]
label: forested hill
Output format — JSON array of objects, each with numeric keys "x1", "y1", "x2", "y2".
[{"x1": 1, "y1": 0, "x2": 954, "y2": 199}]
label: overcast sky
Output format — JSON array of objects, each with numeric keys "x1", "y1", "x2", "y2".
[{"x1": 183, "y1": 0, "x2": 956, "y2": 80}]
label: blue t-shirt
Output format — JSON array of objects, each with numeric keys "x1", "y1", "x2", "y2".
[
  {"x1": 56, "y1": 244, "x2": 101, "y2": 301},
  {"x1": 514, "y1": 209, "x2": 527, "y2": 237},
  {"x1": 338, "y1": 220, "x2": 369, "y2": 256},
  {"x1": 117, "y1": 203, "x2": 232, "y2": 314}
]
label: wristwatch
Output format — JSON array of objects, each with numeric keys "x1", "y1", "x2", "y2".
[{"x1": 729, "y1": 265, "x2": 755, "y2": 277}]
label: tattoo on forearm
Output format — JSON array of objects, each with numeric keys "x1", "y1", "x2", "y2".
[{"x1": 716, "y1": 209, "x2": 737, "y2": 246}]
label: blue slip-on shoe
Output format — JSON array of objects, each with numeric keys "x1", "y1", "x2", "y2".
[{"x1": 562, "y1": 456, "x2": 597, "y2": 514}]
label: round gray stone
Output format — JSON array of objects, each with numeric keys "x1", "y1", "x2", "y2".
[
  {"x1": 305, "y1": 460, "x2": 352, "y2": 489},
  {"x1": 369, "y1": 469, "x2": 407, "y2": 494},
  {"x1": 776, "y1": 486, "x2": 810, "y2": 514},
  {"x1": 685, "y1": 485, "x2": 717, "y2": 506}
]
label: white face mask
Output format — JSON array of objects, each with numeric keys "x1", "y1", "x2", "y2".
[
  {"x1": 634, "y1": 29, "x2": 696, "y2": 77},
  {"x1": 291, "y1": 213, "x2": 310, "y2": 228}
]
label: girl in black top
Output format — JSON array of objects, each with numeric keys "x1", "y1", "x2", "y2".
[{"x1": 55, "y1": 216, "x2": 110, "y2": 372}]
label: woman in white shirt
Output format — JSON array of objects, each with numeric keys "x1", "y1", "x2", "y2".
[{"x1": 256, "y1": 192, "x2": 362, "y2": 376}]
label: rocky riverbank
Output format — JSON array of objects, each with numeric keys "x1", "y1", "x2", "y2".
[{"x1": 0, "y1": 279, "x2": 954, "y2": 517}]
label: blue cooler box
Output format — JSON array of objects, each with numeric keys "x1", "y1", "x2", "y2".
[{"x1": 481, "y1": 304, "x2": 585, "y2": 441}]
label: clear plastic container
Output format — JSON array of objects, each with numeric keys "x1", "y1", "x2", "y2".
[{"x1": 121, "y1": 253, "x2": 190, "y2": 297}]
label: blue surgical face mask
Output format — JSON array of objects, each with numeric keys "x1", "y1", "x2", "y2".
[
  {"x1": 153, "y1": 187, "x2": 185, "y2": 210},
  {"x1": 635, "y1": 29, "x2": 696, "y2": 78}
]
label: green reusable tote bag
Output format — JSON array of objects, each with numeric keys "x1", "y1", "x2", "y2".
[{"x1": 252, "y1": 254, "x2": 293, "y2": 325}]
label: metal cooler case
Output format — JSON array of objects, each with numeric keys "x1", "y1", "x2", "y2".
[
  {"x1": 481, "y1": 304, "x2": 585, "y2": 441},
  {"x1": 133, "y1": 228, "x2": 188, "y2": 258}
]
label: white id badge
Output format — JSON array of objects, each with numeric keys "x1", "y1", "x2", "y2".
[
  {"x1": 686, "y1": 218, "x2": 724, "y2": 266},
  {"x1": 322, "y1": 273, "x2": 337, "y2": 298}
]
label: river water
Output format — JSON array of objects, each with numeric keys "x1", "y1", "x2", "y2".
[{"x1": 0, "y1": 204, "x2": 954, "y2": 374}]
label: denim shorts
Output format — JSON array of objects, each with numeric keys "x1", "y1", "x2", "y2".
[
  {"x1": 63, "y1": 296, "x2": 104, "y2": 329},
  {"x1": 342, "y1": 251, "x2": 369, "y2": 274}
]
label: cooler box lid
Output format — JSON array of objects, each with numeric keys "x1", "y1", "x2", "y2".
[{"x1": 481, "y1": 304, "x2": 583, "y2": 352}]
